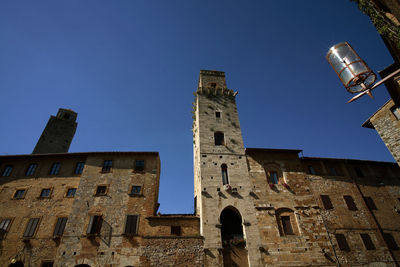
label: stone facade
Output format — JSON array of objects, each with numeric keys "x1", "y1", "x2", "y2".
[
  {"x1": 363, "y1": 99, "x2": 400, "y2": 166},
  {"x1": 1, "y1": 70, "x2": 400, "y2": 267}
]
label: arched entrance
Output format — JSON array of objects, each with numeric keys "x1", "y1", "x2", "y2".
[
  {"x1": 8, "y1": 261, "x2": 24, "y2": 267},
  {"x1": 220, "y1": 207, "x2": 249, "y2": 267}
]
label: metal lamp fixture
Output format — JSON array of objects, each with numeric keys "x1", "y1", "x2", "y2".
[{"x1": 326, "y1": 42, "x2": 400, "y2": 103}]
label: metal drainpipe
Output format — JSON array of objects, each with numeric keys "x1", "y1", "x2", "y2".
[{"x1": 345, "y1": 161, "x2": 399, "y2": 267}]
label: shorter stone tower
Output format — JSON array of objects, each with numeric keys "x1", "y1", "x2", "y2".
[{"x1": 32, "y1": 108, "x2": 77, "y2": 154}]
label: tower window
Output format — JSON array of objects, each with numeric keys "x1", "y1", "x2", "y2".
[
  {"x1": 214, "y1": 132, "x2": 224, "y2": 146},
  {"x1": 24, "y1": 218, "x2": 40, "y2": 238},
  {"x1": 134, "y1": 160, "x2": 145, "y2": 172},
  {"x1": 86, "y1": 216, "x2": 103, "y2": 235},
  {"x1": 221, "y1": 164, "x2": 229, "y2": 185},
  {"x1": 124, "y1": 215, "x2": 139, "y2": 235},
  {"x1": 215, "y1": 111, "x2": 221, "y2": 118},
  {"x1": 40, "y1": 188, "x2": 52, "y2": 198},
  {"x1": 13, "y1": 189, "x2": 26, "y2": 199},
  {"x1": 95, "y1": 185, "x2": 108, "y2": 196},
  {"x1": 360, "y1": 233, "x2": 376, "y2": 250},
  {"x1": 276, "y1": 208, "x2": 297, "y2": 236}
]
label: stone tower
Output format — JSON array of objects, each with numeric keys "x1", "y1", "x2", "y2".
[
  {"x1": 32, "y1": 108, "x2": 77, "y2": 154},
  {"x1": 193, "y1": 70, "x2": 262, "y2": 266}
]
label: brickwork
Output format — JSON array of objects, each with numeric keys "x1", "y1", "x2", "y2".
[{"x1": 364, "y1": 99, "x2": 400, "y2": 167}]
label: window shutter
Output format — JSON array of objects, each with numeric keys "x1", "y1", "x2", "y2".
[
  {"x1": 383, "y1": 233, "x2": 399, "y2": 250},
  {"x1": 24, "y1": 218, "x2": 39, "y2": 237},
  {"x1": 124, "y1": 215, "x2": 138, "y2": 235},
  {"x1": 335, "y1": 234, "x2": 350, "y2": 251},
  {"x1": 320, "y1": 195, "x2": 333, "y2": 210},
  {"x1": 87, "y1": 216, "x2": 95, "y2": 234},
  {"x1": 343, "y1": 195, "x2": 358, "y2": 210},
  {"x1": 360, "y1": 234, "x2": 375, "y2": 250},
  {"x1": 281, "y1": 216, "x2": 294, "y2": 235},
  {"x1": 0, "y1": 219, "x2": 11, "y2": 230},
  {"x1": 53, "y1": 217, "x2": 67, "y2": 236},
  {"x1": 363, "y1": 197, "x2": 377, "y2": 210}
]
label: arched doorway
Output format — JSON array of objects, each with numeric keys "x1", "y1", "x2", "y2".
[
  {"x1": 220, "y1": 207, "x2": 249, "y2": 267},
  {"x1": 8, "y1": 261, "x2": 24, "y2": 267}
]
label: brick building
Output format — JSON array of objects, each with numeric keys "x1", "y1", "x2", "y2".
[{"x1": 1, "y1": 70, "x2": 400, "y2": 267}]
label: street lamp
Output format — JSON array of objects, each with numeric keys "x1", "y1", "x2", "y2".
[{"x1": 326, "y1": 42, "x2": 400, "y2": 103}]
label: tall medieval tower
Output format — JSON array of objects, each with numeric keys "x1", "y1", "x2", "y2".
[
  {"x1": 193, "y1": 70, "x2": 262, "y2": 266},
  {"x1": 33, "y1": 108, "x2": 77, "y2": 154}
]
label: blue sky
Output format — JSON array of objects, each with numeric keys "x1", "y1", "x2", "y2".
[{"x1": 0, "y1": 1, "x2": 396, "y2": 213}]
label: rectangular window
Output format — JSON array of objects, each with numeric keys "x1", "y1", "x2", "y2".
[
  {"x1": 86, "y1": 216, "x2": 102, "y2": 235},
  {"x1": 40, "y1": 188, "x2": 51, "y2": 198},
  {"x1": 360, "y1": 233, "x2": 376, "y2": 250},
  {"x1": 354, "y1": 167, "x2": 364, "y2": 177},
  {"x1": 383, "y1": 233, "x2": 399, "y2": 250},
  {"x1": 66, "y1": 188, "x2": 77, "y2": 197},
  {"x1": 134, "y1": 160, "x2": 145, "y2": 172},
  {"x1": 281, "y1": 216, "x2": 294, "y2": 235},
  {"x1": 269, "y1": 171, "x2": 278, "y2": 184},
  {"x1": 0, "y1": 218, "x2": 12, "y2": 239},
  {"x1": 95, "y1": 186, "x2": 107, "y2": 196},
  {"x1": 129, "y1": 185, "x2": 142, "y2": 195},
  {"x1": 102, "y1": 160, "x2": 112, "y2": 172},
  {"x1": 320, "y1": 195, "x2": 333, "y2": 210},
  {"x1": 23, "y1": 218, "x2": 40, "y2": 237},
  {"x1": 49, "y1": 162, "x2": 61, "y2": 175},
  {"x1": 53, "y1": 217, "x2": 68, "y2": 237},
  {"x1": 74, "y1": 162, "x2": 85, "y2": 174},
  {"x1": 124, "y1": 215, "x2": 139, "y2": 235},
  {"x1": 391, "y1": 106, "x2": 400, "y2": 120},
  {"x1": 13, "y1": 189, "x2": 26, "y2": 199},
  {"x1": 171, "y1": 226, "x2": 181, "y2": 236},
  {"x1": 308, "y1": 165, "x2": 316, "y2": 175},
  {"x1": 25, "y1": 163, "x2": 37, "y2": 176},
  {"x1": 343, "y1": 195, "x2": 358, "y2": 210},
  {"x1": 363, "y1": 196, "x2": 377, "y2": 210},
  {"x1": 335, "y1": 233, "x2": 350, "y2": 251},
  {"x1": 215, "y1": 111, "x2": 221, "y2": 118},
  {"x1": 1, "y1": 165, "x2": 13, "y2": 177},
  {"x1": 41, "y1": 262, "x2": 54, "y2": 267}
]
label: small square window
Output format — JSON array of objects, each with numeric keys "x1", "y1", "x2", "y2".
[
  {"x1": 74, "y1": 162, "x2": 85, "y2": 174},
  {"x1": 102, "y1": 160, "x2": 112, "y2": 173},
  {"x1": 95, "y1": 186, "x2": 107, "y2": 196},
  {"x1": 25, "y1": 163, "x2": 38, "y2": 176},
  {"x1": 1, "y1": 165, "x2": 13, "y2": 177},
  {"x1": 134, "y1": 160, "x2": 145, "y2": 172},
  {"x1": 171, "y1": 226, "x2": 181, "y2": 236},
  {"x1": 66, "y1": 188, "x2": 77, "y2": 197},
  {"x1": 130, "y1": 185, "x2": 142, "y2": 195},
  {"x1": 13, "y1": 189, "x2": 26, "y2": 199},
  {"x1": 49, "y1": 163, "x2": 61, "y2": 175},
  {"x1": 40, "y1": 188, "x2": 51, "y2": 198},
  {"x1": 216, "y1": 111, "x2": 221, "y2": 118}
]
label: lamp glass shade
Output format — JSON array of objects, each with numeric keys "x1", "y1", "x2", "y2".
[{"x1": 326, "y1": 42, "x2": 376, "y2": 93}]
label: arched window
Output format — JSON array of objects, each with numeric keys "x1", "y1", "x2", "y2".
[
  {"x1": 220, "y1": 207, "x2": 245, "y2": 247},
  {"x1": 221, "y1": 164, "x2": 229, "y2": 185},
  {"x1": 214, "y1": 132, "x2": 224, "y2": 146},
  {"x1": 275, "y1": 208, "x2": 298, "y2": 236}
]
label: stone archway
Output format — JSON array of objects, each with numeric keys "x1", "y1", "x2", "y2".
[{"x1": 220, "y1": 207, "x2": 249, "y2": 267}]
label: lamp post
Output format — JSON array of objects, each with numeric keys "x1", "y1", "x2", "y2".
[{"x1": 326, "y1": 42, "x2": 400, "y2": 103}]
